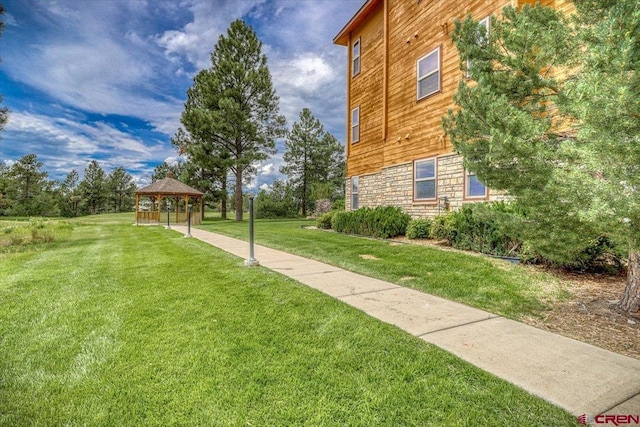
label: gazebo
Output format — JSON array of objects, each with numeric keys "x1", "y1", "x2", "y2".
[{"x1": 134, "y1": 174, "x2": 205, "y2": 226}]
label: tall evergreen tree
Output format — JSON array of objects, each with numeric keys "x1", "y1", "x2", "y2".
[
  {"x1": 281, "y1": 108, "x2": 345, "y2": 216},
  {"x1": 0, "y1": 161, "x2": 11, "y2": 215},
  {"x1": 0, "y1": 4, "x2": 8, "y2": 135},
  {"x1": 9, "y1": 154, "x2": 49, "y2": 215},
  {"x1": 443, "y1": 1, "x2": 640, "y2": 316},
  {"x1": 151, "y1": 160, "x2": 186, "y2": 182},
  {"x1": 79, "y1": 160, "x2": 106, "y2": 215},
  {"x1": 181, "y1": 19, "x2": 286, "y2": 221},
  {"x1": 59, "y1": 169, "x2": 81, "y2": 217},
  {"x1": 170, "y1": 128, "x2": 230, "y2": 219},
  {"x1": 106, "y1": 167, "x2": 136, "y2": 213}
]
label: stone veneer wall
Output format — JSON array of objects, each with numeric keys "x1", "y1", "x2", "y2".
[{"x1": 345, "y1": 153, "x2": 509, "y2": 218}]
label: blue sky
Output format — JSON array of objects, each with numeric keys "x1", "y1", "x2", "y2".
[{"x1": 0, "y1": 0, "x2": 363, "y2": 189}]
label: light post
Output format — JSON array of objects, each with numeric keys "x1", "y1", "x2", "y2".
[
  {"x1": 185, "y1": 204, "x2": 192, "y2": 238},
  {"x1": 244, "y1": 196, "x2": 259, "y2": 266},
  {"x1": 165, "y1": 200, "x2": 171, "y2": 229}
]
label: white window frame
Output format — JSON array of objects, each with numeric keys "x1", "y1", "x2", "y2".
[
  {"x1": 466, "y1": 16, "x2": 490, "y2": 79},
  {"x1": 417, "y1": 47, "x2": 441, "y2": 100},
  {"x1": 351, "y1": 106, "x2": 360, "y2": 143},
  {"x1": 465, "y1": 170, "x2": 488, "y2": 199},
  {"x1": 352, "y1": 38, "x2": 361, "y2": 77},
  {"x1": 351, "y1": 176, "x2": 359, "y2": 210},
  {"x1": 414, "y1": 158, "x2": 437, "y2": 201}
]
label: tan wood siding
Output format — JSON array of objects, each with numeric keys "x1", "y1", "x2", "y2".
[
  {"x1": 347, "y1": 1, "x2": 385, "y2": 177},
  {"x1": 342, "y1": 0, "x2": 575, "y2": 178},
  {"x1": 383, "y1": 0, "x2": 511, "y2": 169}
]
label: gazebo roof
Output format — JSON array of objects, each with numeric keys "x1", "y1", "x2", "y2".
[{"x1": 136, "y1": 176, "x2": 204, "y2": 197}]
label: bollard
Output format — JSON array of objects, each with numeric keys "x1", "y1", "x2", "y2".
[
  {"x1": 245, "y1": 196, "x2": 260, "y2": 266},
  {"x1": 165, "y1": 204, "x2": 171, "y2": 230}
]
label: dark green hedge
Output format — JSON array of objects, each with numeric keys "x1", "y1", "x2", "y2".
[{"x1": 332, "y1": 206, "x2": 410, "y2": 239}]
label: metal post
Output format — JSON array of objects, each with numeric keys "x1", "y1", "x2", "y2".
[
  {"x1": 245, "y1": 196, "x2": 259, "y2": 266},
  {"x1": 185, "y1": 204, "x2": 192, "y2": 238},
  {"x1": 165, "y1": 202, "x2": 171, "y2": 229}
]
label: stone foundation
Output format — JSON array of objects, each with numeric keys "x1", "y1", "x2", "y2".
[{"x1": 346, "y1": 153, "x2": 508, "y2": 218}]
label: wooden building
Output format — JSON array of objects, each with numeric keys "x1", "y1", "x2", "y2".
[
  {"x1": 135, "y1": 175, "x2": 204, "y2": 226},
  {"x1": 334, "y1": 0, "x2": 572, "y2": 217}
]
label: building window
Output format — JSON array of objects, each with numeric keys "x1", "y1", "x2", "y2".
[
  {"x1": 352, "y1": 38, "x2": 361, "y2": 76},
  {"x1": 351, "y1": 176, "x2": 359, "y2": 210},
  {"x1": 351, "y1": 107, "x2": 360, "y2": 143},
  {"x1": 466, "y1": 171, "x2": 487, "y2": 198},
  {"x1": 414, "y1": 158, "x2": 437, "y2": 201},
  {"x1": 417, "y1": 47, "x2": 441, "y2": 100},
  {"x1": 466, "y1": 17, "x2": 490, "y2": 79}
]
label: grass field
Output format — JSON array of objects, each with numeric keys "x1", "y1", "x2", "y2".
[
  {"x1": 199, "y1": 218, "x2": 569, "y2": 320},
  {"x1": 0, "y1": 215, "x2": 579, "y2": 426}
]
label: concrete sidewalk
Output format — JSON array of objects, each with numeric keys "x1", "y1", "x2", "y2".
[{"x1": 171, "y1": 225, "x2": 640, "y2": 416}]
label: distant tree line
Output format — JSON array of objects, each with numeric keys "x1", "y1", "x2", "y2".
[{"x1": 0, "y1": 154, "x2": 136, "y2": 217}]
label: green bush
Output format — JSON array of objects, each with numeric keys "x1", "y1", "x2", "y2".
[
  {"x1": 406, "y1": 218, "x2": 433, "y2": 239},
  {"x1": 331, "y1": 198, "x2": 345, "y2": 211},
  {"x1": 430, "y1": 214, "x2": 457, "y2": 242},
  {"x1": 430, "y1": 203, "x2": 522, "y2": 256},
  {"x1": 523, "y1": 234, "x2": 625, "y2": 273},
  {"x1": 254, "y1": 186, "x2": 299, "y2": 219},
  {"x1": 428, "y1": 202, "x2": 625, "y2": 272},
  {"x1": 316, "y1": 211, "x2": 335, "y2": 230},
  {"x1": 332, "y1": 206, "x2": 410, "y2": 239}
]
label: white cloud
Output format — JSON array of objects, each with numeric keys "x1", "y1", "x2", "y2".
[
  {"x1": 259, "y1": 162, "x2": 276, "y2": 176},
  {"x1": 4, "y1": 111, "x2": 175, "y2": 179},
  {"x1": 1, "y1": 0, "x2": 364, "y2": 184},
  {"x1": 155, "y1": 0, "x2": 266, "y2": 70}
]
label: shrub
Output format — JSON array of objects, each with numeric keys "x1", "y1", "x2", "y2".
[
  {"x1": 331, "y1": 198, "x2": 345, "y2": 211},
  {"x1": 523, "y1": 234, "x2": 625, "y2": 273},
  {"x1": 332, "y1": 206, "x2": 410, "y2": 239},
  {"x1": 430, "y1": 203, "x2": 522, "y2": 256},
  {"x1": 430, "y1": 214, "x2": 457, "y2": 242},
  {"x1": 254, "y1": 186, "x2": 299, "y2": 219},
  {"x1": 317, "y1": 211, "x2": 334, "y2": 230},
  {"x1": 451, "y1": 202, "x2": 523, "y2": 256},
  {"x1": 406, "y1": 218, "x2": 433, "y2": 239}
]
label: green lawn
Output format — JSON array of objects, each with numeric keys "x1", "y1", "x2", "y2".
[
  {"x1": 0, "y1": 218, "x2": 578, "y2": 426},
  {"x1": 199, "y1": 218, "x2": 568, "y2": 320}
]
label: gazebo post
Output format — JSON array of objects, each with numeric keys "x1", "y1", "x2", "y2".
[
  {"x1": 200, "y1": 197, "x2": 204, "y2": 224},
  {"x1": 183, "y1": 196, "x2": 190, "y2": 223},
  {"x1": 157, "y1": 195, "x2": 164, "y2": 224},
  {"x1": 134, "y1": 194, "x2": 139, "y2": 225}
]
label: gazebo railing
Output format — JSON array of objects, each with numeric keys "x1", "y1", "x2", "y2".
[
  {"x1": 136, "y1": 210, "x2": 201, "y2": 225},
  {"x1": 136, "y1": 211, "x2": 160, "y2": 223}
]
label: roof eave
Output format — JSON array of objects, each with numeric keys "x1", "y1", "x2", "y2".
[{"x1": 333, "y1": 0, "x2": 382, "y2": 46}]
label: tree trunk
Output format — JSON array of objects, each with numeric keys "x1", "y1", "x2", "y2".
[
  {"x1": 221, "y1": 172, "x2": 227, "y2": 220},
  {"x1": 234, "y1": 166, "x2": 243, "y2": 221},
  {"x1": 301, "y1": 176, "x2": 307, "y2": 217},
  {"x1": 619, "y1": 249, "x2": 640, "y2": 317}
]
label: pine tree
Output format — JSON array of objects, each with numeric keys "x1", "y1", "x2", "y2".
[
  {"x1": 60, "y1": 170, "x2": 81, "y2": 217},
  {"x1": 181, "y1": 19, "x2": 285, "y2": 221},
  {"x1": 9, "y1": 154, "x2": 49, "y2": 216},
  {"x1": 106, "y1": 167, "x2": 136, "y2": 213},
  {"x1": 281, "y1": 108, "x2": 345, "y2": 216},
  {"x1": 151, "y1": 161, "x2": 186, "y2": 182},
  {"x1": 170, "y1": 127, "x2": 230, "y2": 219},
  {"x1": 79, "y1": 160, "x2": 106, "y2": 215},
  {"x1": 443, "y1": 1, "x2": 640, "y2": 316},
  {"x1": 0, "y1": 4, "x2": 8, "y2": 135}
]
